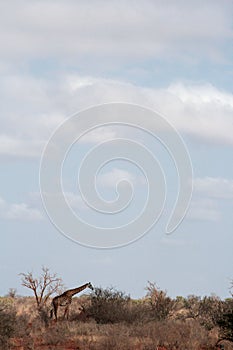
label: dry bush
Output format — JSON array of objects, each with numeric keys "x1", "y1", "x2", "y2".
[
  {"x1": 128, "y1": 319, "x2": 215, "y2": 349},
  {"x1": 14, "y1": 314, "x2": 30, "y2": 338},
  {"x1": 42, "y1": 322, "x2": 71, "y2": 346},
  {"x1": 67, "y1": 319, "x2": 219, "y2": 349},
  {"x1": 87, "y1": 287, "x2": 130, "y2": 324},
  {"x1": 73, "y1": 320, "x2": 219, "y2": 349},
  {"x1": 97, "y1": 333, "x2": 131, "y2": 350},
  {"x1": 181, "y1": 294, "x2": 224, "y2": 328},
  {"x1": 6, "y1": 288, "x2": 17, "y2": 299},
  {"x1": 198, "y1": 295, "x2": 224, "y2": 330},
  {"x1": 86, "y1": 287, "x2": 155, "y2": 325},
  {"x1": 3, "y1": 288, "x2": 232, "y2": 350},
  {"x1": 15, "y1": 296, "x2": 35, "y2": 315},
  {"x1": 217, "y1": 298, "x2": 233, "y2": 343},
  {"x1": 0, "y1": 299, "x2": 16, "y2": 349},
  {"x1": 146, "y1": 282, "x2": 174, "y2": 321}
]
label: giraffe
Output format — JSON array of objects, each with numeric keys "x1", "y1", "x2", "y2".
[{"x1": 50, "y1": 282, "x2": 93, "y2": 321}]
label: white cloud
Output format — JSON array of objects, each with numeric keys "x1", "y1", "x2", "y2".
[
  {"x1": 58, "y1": 77, "x2": 233, "y2": 147},
  {"x1": 194, "y1": 177, "x2": 233, "y2": 199},
  {"x1": 168, "y1": 83, "x2": 233, "y2": 107},
  {"x1": 79, "y1": 127, "x2": 118, "y2": 144},
  {"x1": 38, "y1": 191, "x2": 88, "y2": 212},
  {"x1": 68, "y1": 78, "x2": 233, "y2": 146},
  {"x1": 0, "y1": 196, "x2": 43, "y2": 221},
  {"x1": 64, "y1": 192, "x2": 87, "y2": 211},
  {"x1": 0, "y1": 135, "x2": 44, "y2": 158},
  {"x1": 0, "y1": 73, "x2": 233, "y2": 159},
  {"x1": 97, "y1": 168, "x2": 138, "y2": 188},
  {"x1": 0, "y1": 1, "x2": 231, "y2": 63},
  {"x1": 165, "y1": 83, "x2": 233, "y2": 145},
  {"x1": 0, "y1": 1, "x2": 232, "y2": 161}
]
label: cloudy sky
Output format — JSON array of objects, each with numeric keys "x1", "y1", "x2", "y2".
[{"x1": 0, "y1": 0, "x2": 233, "y2": 298}]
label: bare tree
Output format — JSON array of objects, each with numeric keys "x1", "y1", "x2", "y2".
[
  {"x1": 146, "y1": 281, "x2": 174, "y2": 320},
  {"x1": 20, "y1": 266, "x2": 63, "y2": 309},
  {"x1": 6, "y1": 288, "x2": 17, "y2": 298}
]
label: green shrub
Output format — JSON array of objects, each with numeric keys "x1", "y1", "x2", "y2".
[
  {"x1": 87, "y1": 287, "x2": 130, "y2": 324},
  {"x1": 217, "y1": 298, "x2": 233, "y2": 342},
  {"x1": 0, "y1": 301, "x2": 16, "y2": 349}
]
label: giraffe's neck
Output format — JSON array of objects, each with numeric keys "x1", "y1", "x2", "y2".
[{"x1": 66, "y1": 283, "x2": 89, "y2": 297}]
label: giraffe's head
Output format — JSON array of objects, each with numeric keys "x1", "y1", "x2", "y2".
[{"x1": 87, "y1": 282, "x2": 94, "y2": 290}]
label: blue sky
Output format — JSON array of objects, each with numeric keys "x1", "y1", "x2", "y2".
[{"x1": 0, "y1": 0, "x2": 233, "y2": 299}]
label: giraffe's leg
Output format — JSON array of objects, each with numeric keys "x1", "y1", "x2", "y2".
[
  {"x1": 67, "y1": 305, "x2": 70, "y2": 320},
  {"x1": 54, "y1": 304, "x2": 58, "y2": 321},
  {"x1": 64, "y1": 305, "x2": 70, "y2": 320}
]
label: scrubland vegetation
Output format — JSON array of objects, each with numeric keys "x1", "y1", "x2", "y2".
[{"x1": 0, "y1": 269, "x2": 232, "y2": 350}]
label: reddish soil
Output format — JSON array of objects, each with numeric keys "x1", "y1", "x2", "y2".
[{"x1": 11, "y1": 337, "x2": 79, "y2": 350}]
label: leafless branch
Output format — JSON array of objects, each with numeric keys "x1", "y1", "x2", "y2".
[{"x1": 20, "y1": 266, "x2": 63, "y2": 309}]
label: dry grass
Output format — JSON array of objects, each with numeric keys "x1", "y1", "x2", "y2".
[{"x1": 0, "y1": 293, "x2": 232, "y2": 350}]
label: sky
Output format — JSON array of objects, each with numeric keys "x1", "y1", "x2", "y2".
[{"x1": 0, "y1": 0, "x2": 233, "y2": 299}]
